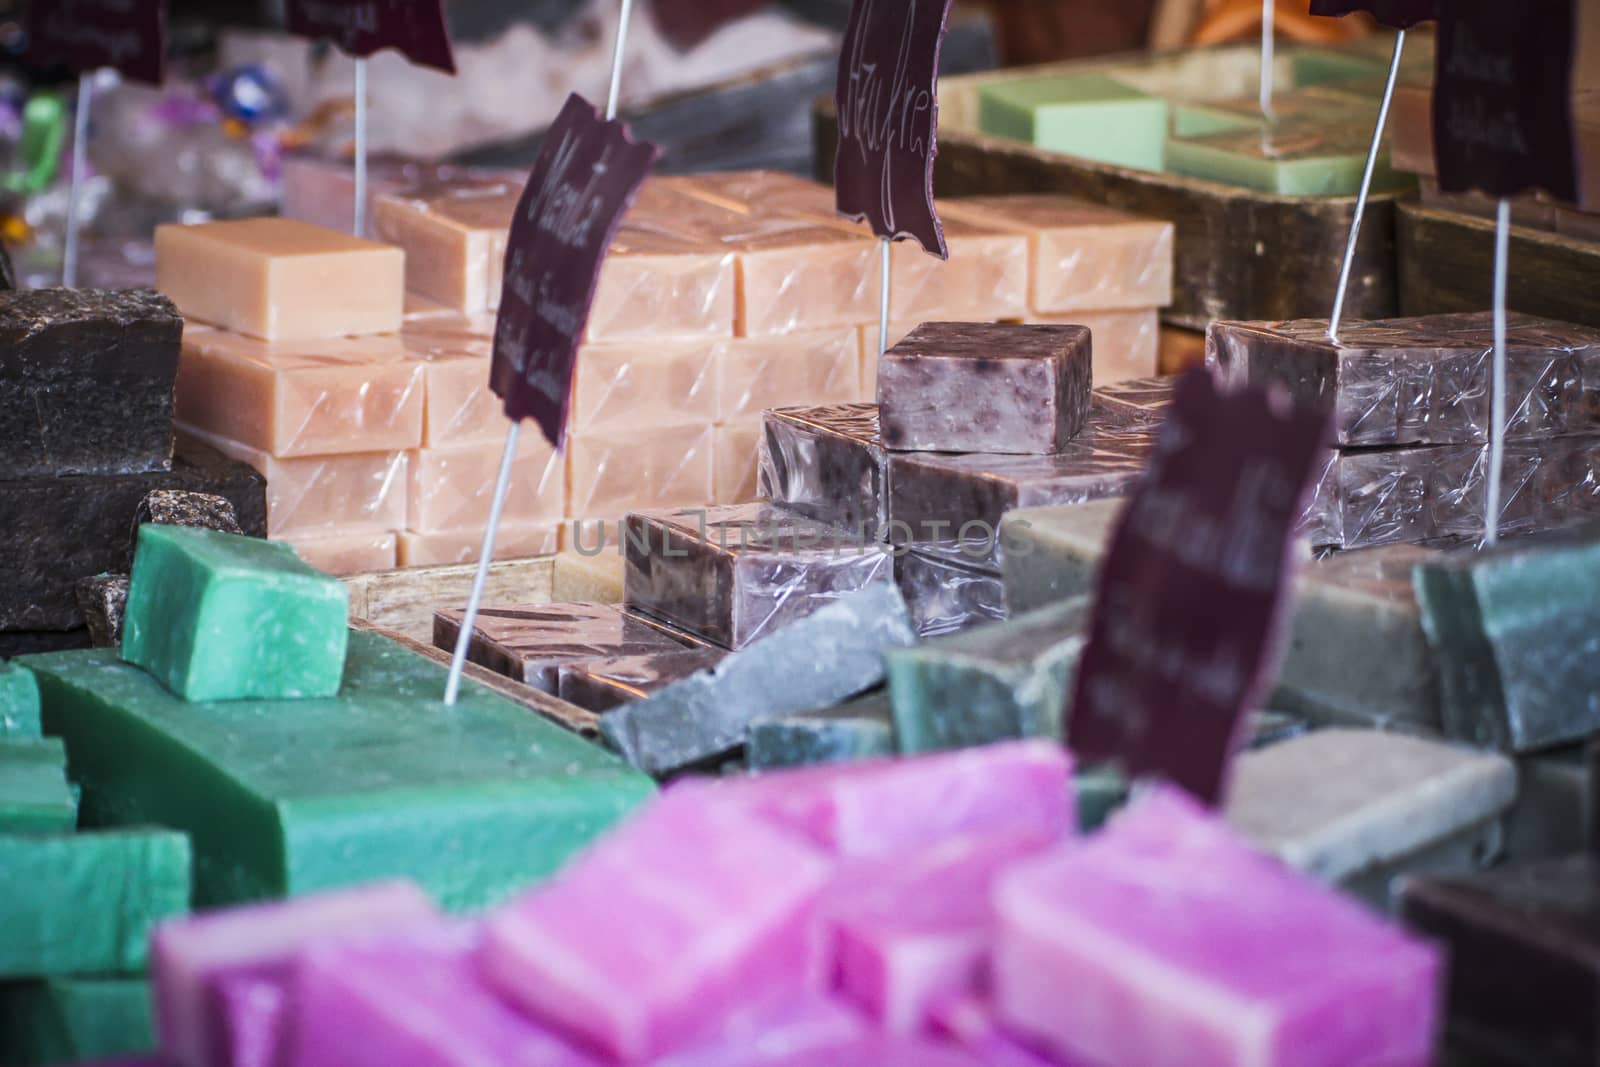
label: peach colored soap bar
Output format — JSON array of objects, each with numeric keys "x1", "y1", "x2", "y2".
[
  {"x1": 888, "y1": 214, "x2": 1029, "y2": 323},
  {"x1": 1024, "y1": 309, "x2": 1161, "y2": 384},
  {"x1": 713, "y1": 422, "x2": 765, "y2": 505},
  {"x1": 155, "y1": 218, "x2": 404, "y2": 341},
  {"x1": 567, "y1": 422, "x2": 714, "y2": 522},
  {"x1": 397, "y1": 521, "x2": 559, "y2": 567},
  {"x1": 714, "y1": 328, "x2": 863, "y2": 424},
  {"x1": 668, "y1": 170, "x2": 850, "y2": 224},
  {"x1": 588, "y1": 227, "x2": 736, "y2": 343},
  {"x1": 941, "y1": 196, "x2": 1173, "y2": 315},
  {"x1": 373, "y1": 177, "x2": 521, "y2": 313},
  {"x1": 399, "y1": 316, "x2": 501, "y2": 446},
  {"x1": 176, "y1": 328, "x2": 424, "y2": 458},
  {"x1": 571, "y1": 340, "x2": 718, "y2": 431},
  {"x1": 407, "y1": 436, "x2": 564, "y2": 534},
  {"x1": 279, "y1": 529, "x2": 398, "y2": 577}
]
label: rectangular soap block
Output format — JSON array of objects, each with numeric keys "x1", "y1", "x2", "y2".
[
  {"x1": 940, "y1": 196, "x2": 1173, "y2": 314},
  {"x1": 0, "y1": 827, "x2": 191, "y2": 977},
  {"x1": 1021, "y1": 309, "x2": 1161, "y2": 384},
  {"x1": 886, "y1": 213, "x2": 1028, "y2": 323},
  {"x1": 1171, "y1": 86, "x2": 1374, "y2": 139},
  {"x1": 396, "y1": 315, "x2": 501, "y2": 445},
  {"x1": 0, "y1": 977, "x2": 154, "y2": 1067},
  {"x1": 1206, "y1": 312, "x2": 1600, "y2": 447},
  {"x1": 1167, "y1": 119, "x2": 1403, "y2": 196},
  {"x1": 176, "y1": 328, "x2": 425, "y2": 457},
  {"x1": 279, "y1": 528, "x2": 398, "y2": 577},
  {"x1": 712, "y1": 421, "x2": 764, "y2": 505},
  {"x1": 551, "y1": 549, "x2": 625, "y2": 603},
  {"x1": 567, "y1": 422, "x2": 714, "y2": 522},
  {"x1": 759, "y1": 403, "x2": 886, "y2": 540},
  {"x1": 557, "y1": 648, "x2": 729, "y2": 713},
  {"x1": 887, "y1": 598, "x2": 1088, "y2": 754},
  {"x1": 878, "y1": 323, "x2": 1092, "y2": 455},
  {"x1": 24, "y1": 629, "x2": 655, "y2": 908},
  {"x1": 896, "y1": 549, "x2": 1007, "y2": 639},
  {"x1": 0, "y1": 288, "x2": 181, "y2": 478},
  {"x1": 396, "y1": 521, "x2": 557, "y2": 568},
  {"x1": 978, "y1": 73, "x2": 1168, "y2": 171},
  {"x1": 623, "y1": 503, "x2": 893, "y2": 648},
  {"x1": 0, "y1": 736, "x2": 77, "y2": 833},
  {"x1": 0, "y1": 661, "x2": 41, "y2": 737},
  {"x1": 371, "y1": 175, "x2": 520, "y2": 312},
  {"x1": 572, "y1": 339, "x2": 718, "y2": 430},
  {"x1": 407, "y1": 435, "x2": 563, "y2": 533},
  {"x1": 155, "y1": 219, "x2": 404, "y2": 341},
  {"x1": 589, "y1": 225, "x2": 736, "y2": 342},
  {"x1": 714, "y1": 329, "x2": 862, "y2": 424},
  {"x1": 746, "y1": 689, "x2": 897, "y2": 770}
]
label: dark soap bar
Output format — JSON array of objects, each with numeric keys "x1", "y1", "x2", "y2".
[
  {"x1": 759, "y1": 403, "x2": 887, "y2": 540},
  {"x1": 557, "y1": 648, "x2": 729, "y2": 713},
  {"x1": 0, "y1": 437, "x2": 267, "y2": 631},
  {"x1": 878, "y1": 322, "x2": 1092, "y2": 454},
  {"x1": 0, "y1": 288, "x2": 183, "y2": 479},
  {"x1": 622, "y1": 503, "x2": 893, "y2": 649},
  {"x1": 1400, "y1": 855, "x2": 1600, "y2": 1067},
  {"x1": 1207, "y1": 312, "x2": 1600, "y2": 447},
  {"x1": 0, "y1": 242, "x2": 14, "y2": 291},
  {"x1": 127, "y1": 489, "x2": 242, "y2": 569},
  {"x1": 0, "y1": 631, "x2": 91, "y2": 659},
  {"x1": 1590, "y1": 737, "x2": 1599, "y2": 856},
  {"x1": 73, "y1": 575, "x2": 128, "y2": 649},
  {"x1": 746, "y1": 688, "x2": 896, "y2": 770},
  {"x1": 895, "y1": 548, "x2": 1006, "y2": 638}
]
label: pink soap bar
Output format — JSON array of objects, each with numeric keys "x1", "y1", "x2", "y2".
[
  {"x1": 407, "y1": 435, "x2": 564, "y2": 533},
  {"x1": 588, "y1": 226, "x2": 736, "y2": 343},
  {"x1": 277, "y1": 528, "x2": 397, "y2": 576},
  {"x1": 927, "y1": 994, "x2": 1070, "y2": 1067},
  {"x1": 152, "y1": 880, "x2": 435, "y2": 1067},
  {"x1": 398, "y1": 316, "x2": 503, "y2": 446},
  {"x1": 571, "y1": 340, "x2": 718, "y2": 430},
  {"x1": 482, "y1": 790, "x2": 836, "y2": 1063},
  {"x1": 649, "y1": 995, "x2": 867, "y2": 1067},
  {"x1": 212, "y1": 973, "x2": 286, "y2": 1067},
  {"x1": 737, "y1": 1037, "x2": 986, "y2": 1066},
  {"x1": 712, "y1": 422, "x2": 764, "y2": 505},
  {"x1": 1027, "y1": 309, "x2": 1161, "y2": 385},
  {"x1": 713, "y1": 329, "x2": 863, "y2": 423},
  {"x1": 566, "y1": 422, "x2": 714, "y2": 522},
  {"x1": 888, "y1": 213, "x2": 1029, "y2": 323},
  {"x1": 397, "y1": 521, "x2": 559, "y2": 567},
  {"x1": 993, "y1": 788, "x2": 1442, "y2": 1067}
]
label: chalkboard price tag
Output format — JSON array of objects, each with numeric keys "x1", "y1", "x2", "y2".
[
  {"x1": 1308, "y1": 0, "x2": 1437, "y2": 30},
  {"x1": 285, "y1": 0, "x2": 457, "y2": 75},
  {"x1": 26, "y1": 0, "x2": 166, "y2": 86},
  {"x1": 834, "y1": 0, "x2": 954, "y2": 259},
  {"x1": 490, "y1": 93, "x2": 658, "y2": 449},
  {"x1": 1432, "y1": 0, "x2": 1580, "y2": 203},
  {"x1": 1068, "y1": 369, "x2": 1331, "y2": 806}
]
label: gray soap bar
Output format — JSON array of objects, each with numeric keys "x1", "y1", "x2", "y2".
[
  {"x1": 557, "y1": 648, "x2": 729, "y2": 713},
  {"x1": 73, "y1": 575, "x2": 128, "y2": 650},
  {"x1": 1503, "y1": 746, "x2": 1594, "y2": 864},
  {"x1": 895, "y1": 548, "x2": 1006, "y2": 638},
  {"x1": 1000, "y1": 497, "x2": 1125, "y2": 614},
  {"x1": 746, "y1": 689, "x2": 896, "y2": 770},
  {"x1": 601, "y1": 583, "x2": 917, "y2": 775},
  {"x1": 758, "y1": 403, "x2": 887, "y2": 540}
]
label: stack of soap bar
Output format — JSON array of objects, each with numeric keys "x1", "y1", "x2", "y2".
[
  {"x1": 1226, "y1": 729, "x2": 1516, "y2": 906},
  {"x1": 978, "y1": 73, "x2": 1169, "y2": 171},
  {"x1": 877, "y1": 323, "x2": 1091, "y2": 455},
  {"x1": 0, "y1": 735, "x2": 78, "y2": 833},
  {"x1": 567, "y1": 421, "x2": 715, "y2": 531},
  {"x1": 0, "y1": 661, "x2": 41, "y2": 736},
  {"x1": 1415, "y1": 526, "x2": 1600, "y2": 752},
  {"x1": 1014, "y1": 308, "x2": 1162, "y2": 385},
  {"x1": 1167, "y1": 119, "x2": 1403, "y2": 196},
  {"x1": 885, "y1": 214, "x2": 1029, "y2": 323},
  {"x1": 557, "y1": 647, "x2": 729, "y2": 713},
  {"x1": 887, "y1": 598, "x2": 1088, "y2": 753},
  {"x1": 994, "y1": 787, "x2": 1441, "y2": 1067},
  {"x1": 571, "y1": 337, "x2": 719, "y2": 431},
  {"x1": 551, "y1": 550, "x2": 625, "y2": 603},
  {"x1": 371, "y1": 175, "x2": 520, "y2": 312},
  {"x1": 623, "y1": 503, "x2": 892, "y2": 648},
  {"x1": 747, "y1": 689, "x2": 897, "y2": 770},
  {"x1": 0, "y1": 976, "x2": 154, "y2": 1067},
  {"x1": 895, "y1": 549, "x2": 1007, "y2": 639},
  {"x1": 760, "y1": 403, "x2": 887, "y2": 539},
  {"x1": 397, "y1": 314, "x2": 499, "y2": 443},
  {"x1": 589, "y1": 221, "x2": 736, "y2": 343},
  {"x1": 1171, "y1": 85, "x2": 1374, "y2": 138},
  {"x1": 25, "y1": 628, "x2": 654, "y2": 907},
  {"x1": 75, "y1": 573, "x2": 128, "y2": 648},
  {"x1": 130, "y1": 489, "x2": 243, "y2": 559},
  {"x1": 122, "y1": 525, "x2": 349, "y2": 702},
  {"x1": 406, "y1": 432, "x2": 563, "y2": 534}
]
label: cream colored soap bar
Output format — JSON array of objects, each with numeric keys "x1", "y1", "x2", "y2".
[
  {"x1": 889, "y1": 213, "x2": 1029, "y2": 322},
  {"x1": 713, "y1": 328, "x2": 862, "y2": 423},
  {"x1": 398, "y1": 316, "x2": 501, "y2": 446},
  {"x1": 397, "y1": 521, "x2": 559, "y2": 567},
  {"x1": 279, "y1": 529, "x2": 399, "y2": 576},
  {"x1": 176, "y1": 328, "x2": 424, "y2": 457},
  {"x1": 373, "y1": 178, "x2": 521, "y2": 313},
  {"x1": 713, "y1": 421, "x2": 765, "y2": 505},
  {"x1": 407, "y1": 436, "x2": 564, "y2": 534},
  {"x1": 567, "y1": 421, "x2": 714, "y2": 521},
  {"x1": 589, "y1": 228, "x2": 737, "y2": 342},
  {"x1": 155, "y1": 218, "x2": 405, "y2": 341},
  {"x1": 552, "y1": 549, "x2": 626, "y2": 603},
  {"x1": 571, "y1": 340, "x2": 718, "y2": 431}
]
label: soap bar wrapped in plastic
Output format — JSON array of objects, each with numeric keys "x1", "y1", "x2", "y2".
[
  {"x1": 895, "y1": 549, "x2": 1007, "y2": 639},
  {"x1": 372, "y1": 175, "x2": 521, "y2": 313},
  {"x1": 406, "y1": 436, "x2": 563, "y2": 534},
  {"x1": 759, "y1": 403, "x2": 888, "y2": 539}
]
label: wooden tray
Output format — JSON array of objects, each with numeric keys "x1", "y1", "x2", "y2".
[
  {"x1": 813, "y1": 44, "x2": 1406, "y2": 331},
  {"x1": 344, "y1": 556, "x2": 555, "y2": 645}
]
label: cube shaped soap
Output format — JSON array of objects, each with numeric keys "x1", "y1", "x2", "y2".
[
  {"x1": 0, "y1": 736, "x2": 78, "y2": 834},
  {"x1": 759, "y1": 403, "x2": 887, "y2": 539},
  {"x1": 895, "y1": 549, "x2": 1007, "y2": 639},
  {"x1": 978, "y1": 74, "x2": 1168, "y2": 171},
  {"x1": 556, "y1": 648, "x2": 728, "y2": 713},
  {"x1": 0, "y1": 976, "x2": 154, "y2": 1067},
  {"x1": 122, "y1": 525, "x2": 349, "y2": 702},
  {"x1": 747, "y1": 689, "x2": 897, "y2": 770},
  {"x1": 877, "y1": 323, "x2": 1091, "y2": 455},
  {"x1": 0, "y1": 660, "x2": 41, "y2": 737}
]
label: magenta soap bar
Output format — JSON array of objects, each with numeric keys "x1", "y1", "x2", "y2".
[
  {"x1": 993, "y1": 788, "x2": 1442, "y2": 1067},
  {"x1": 482, "y1": 790, "x2": 836, "y2": 1062},
  {"x1": 648, "y1": 995, "x2": 867, "y2": 1067},
  {"x1": 928, "y1": 994, "x2": 1068, "y2": 1067},
  {"x1": 212, "y1": 973, "x2": 286, "y2": 1067}
]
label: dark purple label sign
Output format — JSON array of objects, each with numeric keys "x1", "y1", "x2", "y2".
[
  {"x1": 1308, "y1": 0, "x2": 1437, "y2": 30},
  {"x1": 1432, "y1": 0, "x2": 1580, "y2": 203},
  {"x1": 1068, "y1": 369, "x2": 1331, "y2": 806},
  {"x1": 490, "y1": 94, "x2": 658, "y2": 449},
  {"x1": 650, "y1": 0, "x2": 771, "y2": 51},
  {"x1": 26, "y1": 0, "x2": 166, "y2": 86},
  {"x1": 285, "y1": 0, "x2": 456, "y2": 75},
  {"x1": 834, "y1": 0, "x2": 953, "y2": 259}
]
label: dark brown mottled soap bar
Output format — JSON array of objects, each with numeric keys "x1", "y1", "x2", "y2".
[
  {"x1": 877, "y1": 322, "x2": 1092, "y2": 454},
  {"x1": 0, "y1": 288, "x2": 183, "y2": 479},
  {"x1": 759, "y1": 402, "x2": 886, "y2": 539},
  {"x1": 126, "y1": 490, "x2": 242, "y2": 570},
  {"x1": 557, "y1": 648, "x2": 730, "y2": 713}
]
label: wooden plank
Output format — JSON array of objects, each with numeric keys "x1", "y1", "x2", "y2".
[{"x1": 347, "y1": 556, "x2": 556, "y2": 644}]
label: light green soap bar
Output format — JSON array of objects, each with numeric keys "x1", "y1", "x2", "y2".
[
  {"x1": 0, "y1": 737, "x2": 77, "y2": 834},
  {"x1": 25, "y1": 630, "x2": 654, "y2": 910},
  {"x1": 0, "y1": 661, "x2": 41, "y2": 737},
  {"x1": 121, "y1": 524, "x2": 349, "y2": 702},
  {"x1": 978, "y1": 73, "x2": 1169, "y2": 171},
  {"x1": 0, "y1": 827, "x2": 190, "y2": 977},
  {"x1": 1166, "y1": 119, "x2": 1409, "y2": 196},
  {"x1": 1292, "y1": 48, "x2": 1386, "y2": 87},
  {"x1": 0, "y1": 976, "x2": 153, "y2": 1066},
  {"x1": 1171, "y1": 86, "x2": 1376, "y2": 139}
]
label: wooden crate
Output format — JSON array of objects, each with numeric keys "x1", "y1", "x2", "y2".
[
  {"x1": 344, "y1": 555, "x2": 555, "y2": 645},
  {"x1": 814, "y1": 44, "x2": 1406, "y2": 331}
]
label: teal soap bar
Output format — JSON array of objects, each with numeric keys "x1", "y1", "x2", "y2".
[
  {"x1": 1074, "y1": 764, "x2": 1129, "y2": 833},
  {"x1": 25, "y1": 630, "x2": 654, "y2": 910},
  {"x1": 0, "y1": 827, "x2": 190, "y2": 976},
  {"x1": 747, "y1": 689, "x2": 896, "y2": 769},
  {"x1": 0, "y1": 737, "x2": 77, "y2": 834},
  {"x1": 1166, "y1": 119, "x2": 1407, "y2": 196},
  {"x1": 886, "y1": 597, "x2": 1090, "y2": 753},
  {"x1": 122, "y1": 524, "x2": 349, "y2": 701},
  {"x1": 978, "y1": 73, "x2": 1168, "y2": 171},
  {"x1": 0, "y1": 976, "x2": 153, "y2": 1066},
  {"x1": 0, "y1": 661, "x2": 40, "y2": 737}
]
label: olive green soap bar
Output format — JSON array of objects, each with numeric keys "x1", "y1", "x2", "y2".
[
  {"x1": 0, "y1": 737, "x2": 77, "y2": 834},
  {"x1": 0, "y1": 827, "x2": 190, "y2": 977},
  {"x1": 121, "y1": 524, "x2": 349, "y2": 701},
  {"x1": 26, "y1": 630, "x2": 654, "y2": 910},
  {"x1": 978, "y1": 73, "x2": 1168, "y2": 171},
  {"x1": 0, "y1": 976, "x2": 153, "y2": 1066},
  {"x1": 0, "y1": 661, "x2": 41, "y2": 737},
  {"x1": 1166, "y1": 119, "x2": 1405, "y2": 196}
]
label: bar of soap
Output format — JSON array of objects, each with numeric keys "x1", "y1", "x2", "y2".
[
  {"x1": 747, "y1": 689, "x2": 897, "y2": 770},
  {"x1": 398, "y1": 316, "x2": 502, "y2": 446},
  {"x1": 75, "y1": 573, "x2": 129, "y2": 648},
  {"x1": 552, "y1": 549, "x2": 625, "y2": 603},
  {"x1": 589, "y1": 225, "x2": 736, "y2": 343},
  {"x1": 0, "y1": 661, "x2": 41, "y2": 737},
  {"x1": 279, "y1": 528, "x2": 399, "y2": 577},
  {"x1": 1226, "y1": 729, "x2": 1516, "y2": 896},
  {"x1": 152, "y1": 881, "x2": 436, "y2": 1067},
  {"x1": 1171, "y1": 86, "x2": 1374, "y2": 139},
  {"x1": 939, "y1": 196, "x2": 1173, "y2": 314},
  {"x1": 1414, "y1": 526, "x2": 1600, "y2": 752},
  {"x1": 557, "y1": 648, "x2": 728, "y2": 713},
  {"x1": 0, "y1": 288, "x2": 181, "y2": 479},
  {"x1": 0, "y1": 827, "x2": 191, "y2": 977},
  {"x1": 572, "y1": 339, "x2": 718, "y2": 431},
  {"x1": 0, "y1": 736, "x2": 77, "y2": 833},
  {"x1": 623, "y1": 503, "x2": 893, "y2": 648},
  {"x1": 896, "y1": 549, "x2": 1007, "y2": 639},
  {"x1": 713, "y1": 421, "x2": 764, "y2": 506},
  {"x1": 130, "y1": 489, "x2": 243, "y2": 565},
  {"x1": 994, "y1": 787, "x2": 1442, "y2": 1067},
  {"x1": 567, "y1": 422, "x2": 714, "y2": 523},
  {"x1": 998, "y1": 498, "x2": 1124, "y2": 614},
  {"x1": 713, "y1": 329, "x2": 861, "y2": 425},
  {"x1": 482, "y1": 789, "x2": 836, "y2": 1062},
  {"x1": 155, "y1": 218, "x2": 404, "y2": 341},
  {"x1": 1167, "y1": 119, "x2": 1403, "y2": 196},
  {"x1": 433, "y1": 601, "x2": 705, "y2": 691},
  {"x1": 887, "y1": 598, "x2": 1088, "y2": 754},
  {"x1": 26, "y1": 629, "x2": 654, "y2": 907},
  {"x1": 886, "y1": 213, "x2": 1029, "y2": 323},
  {"x1": 406, "y1": 435, "x2": 563, "y2": 533},
  {"x1": 0, "y1": 977, "x2": 154, "y2": 1067},
  {"x1": 371, "y1": 176, "x2": 519, "y2": 312},
  {"x1": 175, "y1": 328, "x2": 425, "y2": 457},
  {"x1": 1207, "y1": 312, "x2": 1600, "y2": 446},
  {"x1": 395, "y1": 521, "x2": 557, "y2": 569},
  {"x1": 978, "y1": 74, "x2": 1168, "y2": 171},
  {"x1": 1399, "y1": 855, "x2": 1600, "y2": 1065},
  {"x1": 927, "y1": 993, "x2": 1056, "y2": 1067},
  {"x1": 877, "y1": 323, "x2": 1091, "y2": 455},
  {"x1": 1023, "y1": 309, "x2": 1161, "y2": 384},
  {"x1": 122, "y1": 525, "x2": 349, "y2": 701},
  {"x1": 760, "y1": 403, "x2": 886, "y2": 539},
  {"x1": 601, "y1": 583, "x2": 916, "y2": 774}
]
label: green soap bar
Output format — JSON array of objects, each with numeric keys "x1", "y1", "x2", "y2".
[
  {"x1": 1292, "y1": 48, "x2": 1386, "y2": 87},
  {"x1": 747, "y1": 690, "x2": 896, "y2": 769},
  {"x1": 0, "y1": 976, "x2": 153, "y2": 1066},
  {"x1": 978, "y1": 73, "x2": 1168, "y2": 171},
  {"x1": 0, "y1": 828, "x2": 190, "y2": 977},
  {"x1": 25, "y1": 630, "x2": 654, "y2": 910},
  {"x1": 1166, "y1": 119, "x2": 1409, "y2": 196},
  {"x1": 1171, "y1": 86, "x2": 1375, "y2": 139},
  {"x1": 0, "y1": 661, "x2": 41, "y2": 737},
  {"x1": 121, "y1": 524, "x2": 349, "y2": 702},
  {"x1": 887, "y1": 597, "x2": 1090, "y2": 754},
  {"x1": 0, "y1": 737, "x2": 77, "y2": 834}
]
